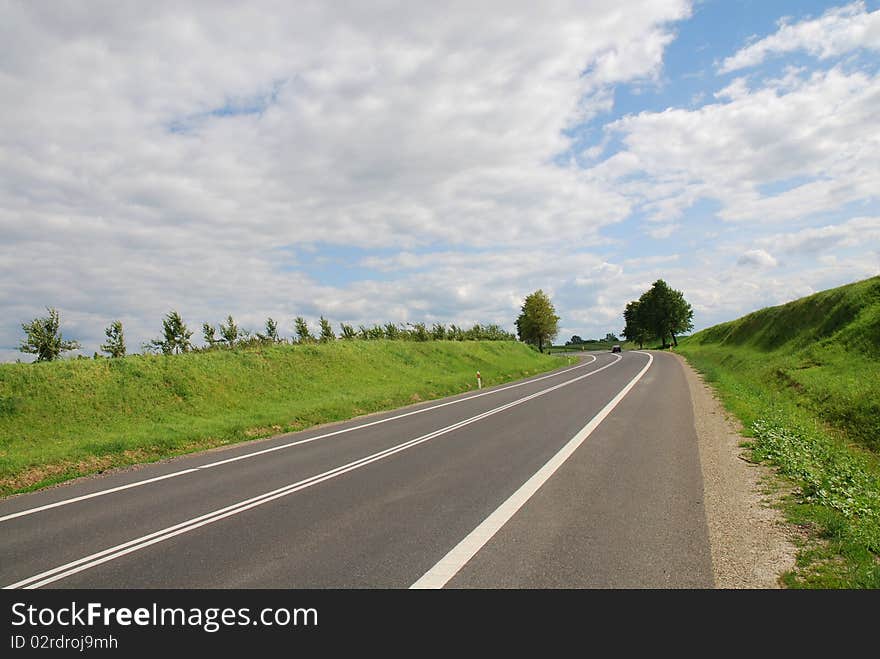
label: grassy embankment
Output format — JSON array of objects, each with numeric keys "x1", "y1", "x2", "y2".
[
  {"x1": 0, "y1": 340, "x2": 564, "y2": 498},
  {"x1": 677, "y1": 275, "x2": 880, "y2": 588}
]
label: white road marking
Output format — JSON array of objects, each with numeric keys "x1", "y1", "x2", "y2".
[
  {"x1": 0, "y1": 355, "x2": 598, "y2": 523},
  {"x1": 5, "y1": 354, "x2": 622, "y2": 589},
  {"x1": 410, "y1": 351, "x2": 653, "y2": 589}
]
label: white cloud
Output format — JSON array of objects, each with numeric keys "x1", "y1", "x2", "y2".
[
  {"x1": 646, "y1": 223, "x2": 680, "y2": 239},
  {"x1": 587, "y1": 67, "x2": 880, "y2": 224},
  {"x1": 714, "y1": 77, "x2": 750, "y2": 100},
  {"x1": 737, "y1": 249, "x2": 779, "y2": 268},
  {"x1": 755, "y1": 216, "x2": 880, "y2": 254},
  {"x1": 0, "y1": 1, "x2": 693, "y2": 358},
  {"x1": 2, "y1": 1, "x2": 878, "y2": 363},
  {"x1": 719, "y1": 1, "x2": 880, "y2": 73}
]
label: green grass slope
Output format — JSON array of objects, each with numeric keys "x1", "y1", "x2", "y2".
[
  {"x1": 0, "y1": 340, "x2": 561, "y2": 497},
  {"x1": 678, "y1": 275, "x2": 880, "y2": 588},
  {"x1": 683, "y1": 275, "x2": 880, "y2": 450}
]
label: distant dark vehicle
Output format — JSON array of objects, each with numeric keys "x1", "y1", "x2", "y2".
[{"x1": 611, "y1": 345, "x2": 621, "y2": 353}]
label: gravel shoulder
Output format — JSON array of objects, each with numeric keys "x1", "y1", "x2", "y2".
[{"x1": 672, "y1": 353, "x2": 798, "y2": 588}]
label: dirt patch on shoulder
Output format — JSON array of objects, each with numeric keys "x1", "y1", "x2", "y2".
[{"x1": 673, "y1": 353, "x2": 798, "y2": 588}]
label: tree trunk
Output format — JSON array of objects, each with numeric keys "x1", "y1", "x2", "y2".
[{"x1": 671, "y1": 332, "x2": 678, "y2": 347}]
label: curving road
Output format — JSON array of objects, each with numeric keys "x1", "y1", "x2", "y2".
[{"x1": 0, "y1": 350, "x2": 713, "y2": 589}]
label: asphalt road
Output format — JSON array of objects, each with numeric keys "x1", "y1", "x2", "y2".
[{"x1": 0, "y1": 350, "x2": 713, "y2": 589}]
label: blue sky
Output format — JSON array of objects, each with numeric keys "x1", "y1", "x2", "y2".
[{"x1": 1, "y1": 1, "x2": 878, "y2": 359}]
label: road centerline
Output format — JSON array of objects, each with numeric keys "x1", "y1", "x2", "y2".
[
  {"x1": 0, "y1": 355, "x2": 599, "y2": 523},
  {"x1": 5, "y1": 354, "x2": 623, "y2": 589}
]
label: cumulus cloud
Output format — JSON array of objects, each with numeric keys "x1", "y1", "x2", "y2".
[
  {"x1": 586, "y1": 66, "x2": 880, "y2": 224},
  {"x1": 719, "y1": 1, "x2": 880, "y2": 73},
  {"x1": 3, "y1": 1, "x2": 878, "y2": 363},
  {"x1": 737, "y1": 249, "x2": 779, "y2": 268},
  {"x1": 0, "y1": 1, "x2": 692, "y2": 358},
  {"x1": 755, "y1": 216, "x2": 880, "y2": 254}
]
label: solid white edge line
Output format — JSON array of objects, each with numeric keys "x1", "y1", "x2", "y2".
[
  {"x1": 0, "y1": 470, "x2": 201, "y2": 523},
  {"x1": 0, "y1": 355, "x2": 598, "y2": 523},
  {"x1": 5, "y1": 354, "x2": 620, "y2": 589},
  {"x1": 409, "y1": 351, "x2": 654, "y2": 589}
]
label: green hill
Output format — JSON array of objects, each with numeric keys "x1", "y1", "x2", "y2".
[
  {"x1": 0, "y1": 340, "x2": 561, "y2": 497},
  {"x1": 679, "y1": 275, "x2": 880, "y2": 588},
  {"x1": 688, "y1": 275, "x2": 880, "y2": 354},
  {"x1": 682, "y1": 275, "x2": 880, "y2": 451}
]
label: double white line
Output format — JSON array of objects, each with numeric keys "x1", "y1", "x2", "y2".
[
  {"x1": 1, "y1": 356, "x2": 596, "y2": 524},
  {"x1": 6, "y1": 354, "x2": 624, "y2": 589}
]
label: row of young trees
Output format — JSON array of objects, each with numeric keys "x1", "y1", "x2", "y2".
[
  {"x1": 622, "y1": 279, "x2": 694, "y2": 349},
  {"x1": 146, "y1": 312, "x2": 517, "y2": 355},
  {"x1": 17, "y1": 307, "x2": 516, "y2": 361},
  {"x1": 20, "y1": 282, "x2": 691, "y2": 362}
]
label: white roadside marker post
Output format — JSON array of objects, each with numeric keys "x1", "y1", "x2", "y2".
[{"x1": 477, "y1": 371, "x2": 482, "y2": 389}]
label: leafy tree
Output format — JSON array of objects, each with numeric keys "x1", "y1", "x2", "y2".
[
  {"x1": 640, "y1": 279, "x2": 694, "y2": 347},
  {"x1": 431, "y1": 323, "x2": 447, "y2": 340},
  {"x1": 19, "y1": 307, "x2": 81, "y2": 362},
  {"x1": 568, "y1": 335, "x2": 583, "y2": 346},
  {"x1": 100, "y1": 320, "x2": 126, "y2": 358},
  {"x1": 482, "y1": 324, "x2": 516, "y2": 341},
  {"x1": 219, "y1": 315, "x2": 239, "y2": 347},
  {"x1": 666, "y1": 289, "x2": 695, "y2": 346},
  {"x1": 340, "y1": 323, "x2": 357, "y2": 340},
  {"x1": 202, "y1": 322, "x2": 220, "y2": 347},
  {"x1": 383, "y1": 322, "x2": 401, "y2": 340},
  {"x1": 463, "y1": 323, "x2": 514, "y2": 341},
  {"x1": 463, "y1": 323, "x2": 483, "y2": 341},
  {"x1": 319, "y1": 316, "x2": 336, "y2": 342},
  {"x1": 622, "y1": 300, "x2": 648, "y2": 349},
  {"x1": 264, "y1": 317, "x2": 280, "y2": 342},
  {"x1": 515, "y1": 289, "x2": 560, "y2": 353},
  {"x1": 622, "y1": 280, "x2": 694, "y2": 348},
  {"x1": 408, "y1": 322, "x2": 430, "y2": 342},
  {"x1": 604, "y1": 332, "x2": 619, "y2": 342},
  {"x1": 294, "y1": 316, "x2": 314, "y2": 343},
  {"x1": 150, "y1": 311, "x2": 193, "y2": 355}
]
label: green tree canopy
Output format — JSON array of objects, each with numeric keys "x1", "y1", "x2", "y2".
[
  {"x1": 294, "y1": 316, "x2": 314, "y2": 343},
  {"x1": 515, "y1": 289, "x2": 560, "y2": 353},
  {"x1": 149, "y1": 311, "x2": 193, "y2": 355},
  {"x1": 202, "y1": 322, "x2": 219, "y2": 347},
  {"x1": 622, "y1": 300, "x2": 649, "y2": 349},
  {"x1": 264, "y1": 317, "x2": 279, "y2": 342},
  {"x1": 319, "y1": 316, "x2": 336, "y2": 342},
  {"x1": 20, "y1": 307, "x2": 81, "y2": 362},
  {"x1": 219, "y1": 315, "x2": 239, "y2": 347},
  {"x1": 622, "y1": 280, "x2": 694, "y2": 348},
  {"x1": 100, "y1": 320, "x2": 126, "y2": 358}
]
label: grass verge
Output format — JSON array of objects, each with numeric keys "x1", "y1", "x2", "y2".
[
  {"x1": 678, "y1": 343, "x2": 880, "y2": 588},
  {"x1": 0, "y1": 340, "x2": 563, "y2": 498}
]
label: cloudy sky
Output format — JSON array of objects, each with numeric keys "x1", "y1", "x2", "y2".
[{"x1": 2, "y1": 0, "x2": 879, "y2": 360}]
